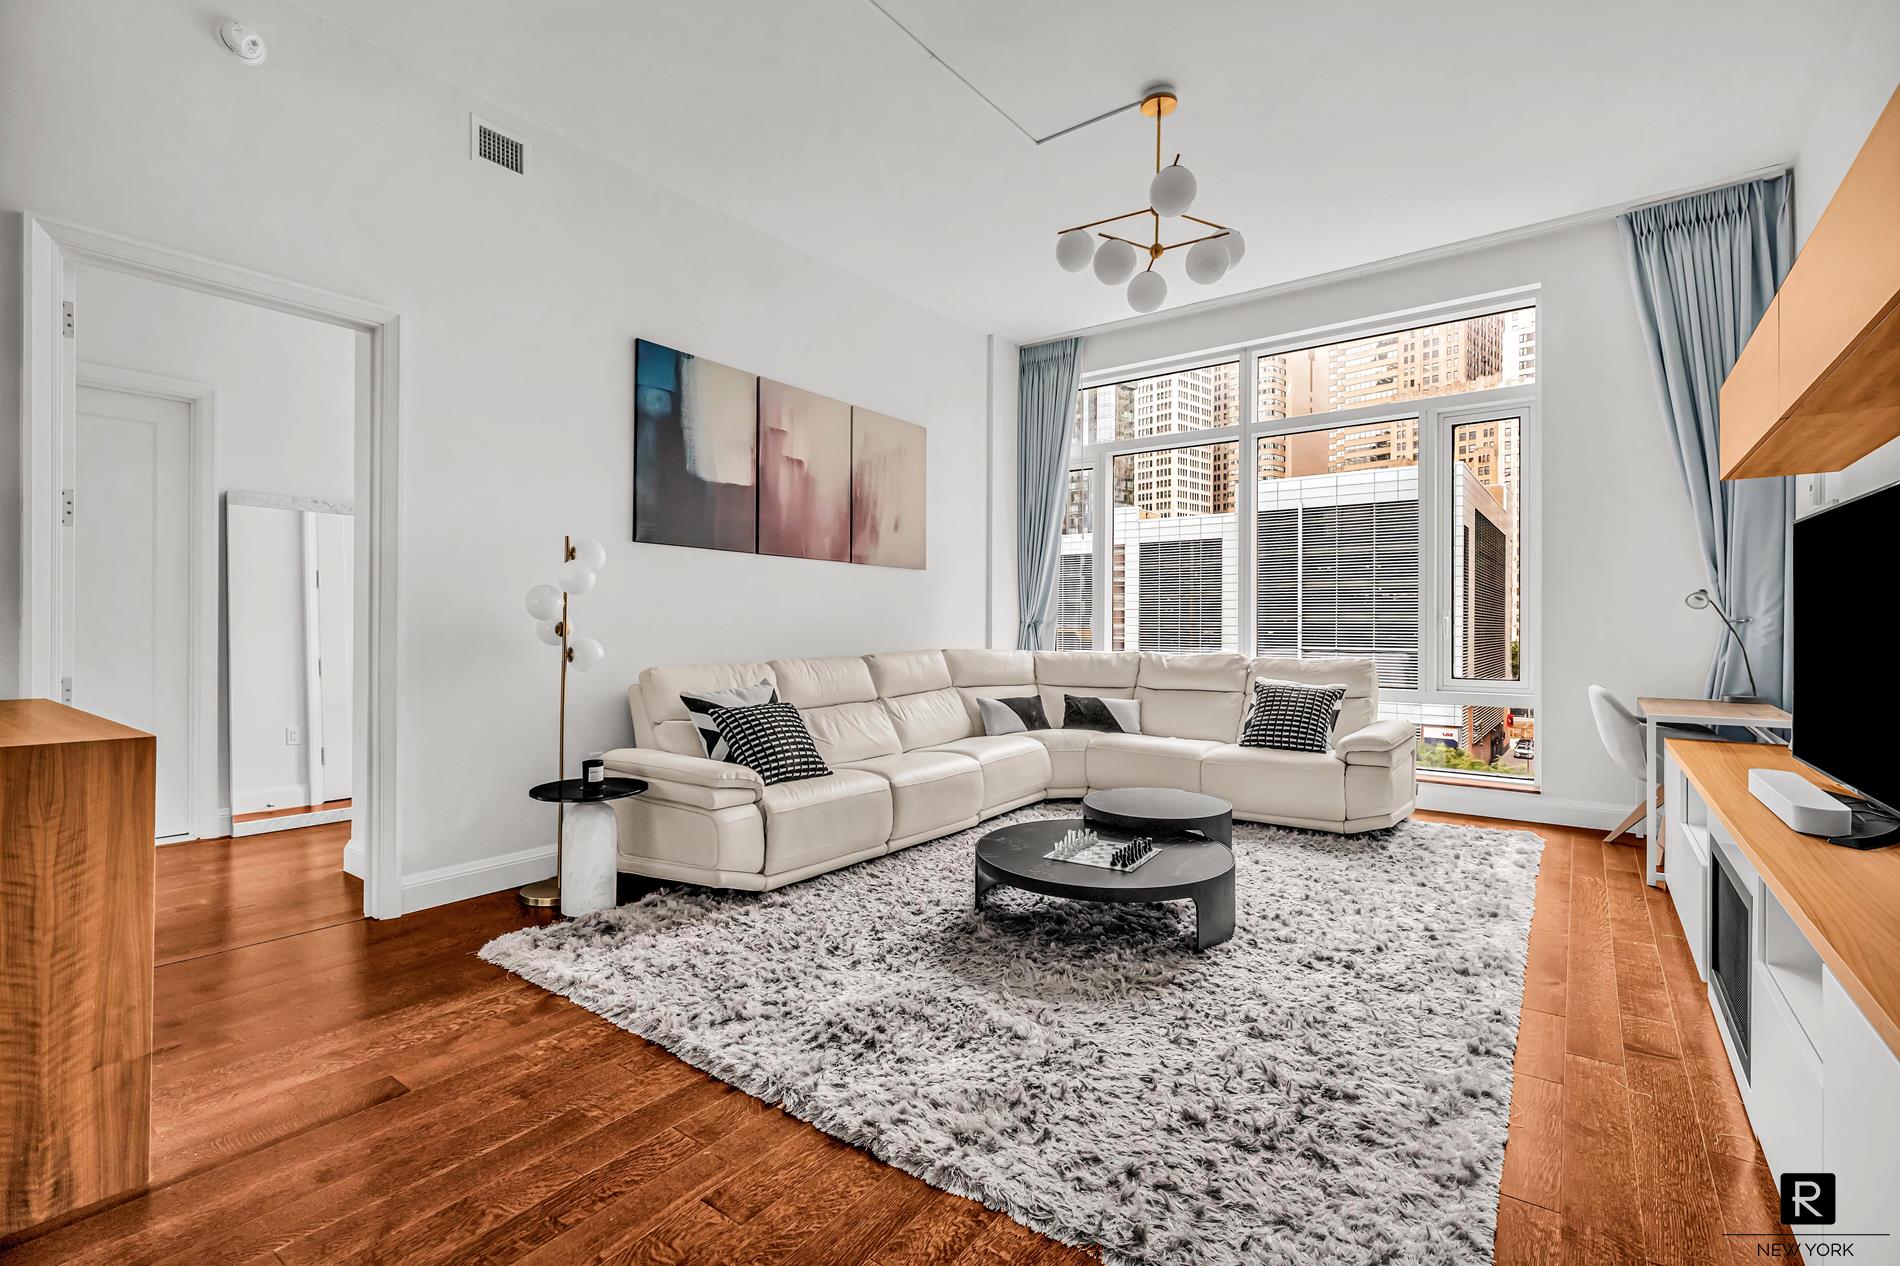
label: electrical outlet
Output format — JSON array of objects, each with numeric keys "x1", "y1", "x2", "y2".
[{"x1": 286, "y1": 725, "x2": 301, "y2": 745}]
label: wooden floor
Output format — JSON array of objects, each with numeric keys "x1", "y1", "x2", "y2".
[{"x1": 1, "y1": 814, "x2": 1793, "y2": 1265}]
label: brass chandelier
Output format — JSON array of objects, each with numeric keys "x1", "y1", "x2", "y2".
[{"x1": 1053, "y1": 88, "x2": 1244, "y2": 314}]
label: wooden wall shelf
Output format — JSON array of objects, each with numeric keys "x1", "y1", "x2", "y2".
[{"x1": 1720, "y1": 86, "x2": 1900, "y2": 480}]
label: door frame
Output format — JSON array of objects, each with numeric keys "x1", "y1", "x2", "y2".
[
  {"x1": 70, "y1": 364, "x2": 219, "y2": 842},
  {"x1": 21, "y1": 212, "x2": 406, "y2": 919}
]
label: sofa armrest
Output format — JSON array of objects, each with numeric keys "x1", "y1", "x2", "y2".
[
  {"x1": 1334, "y1": 719, "x2": 1417, "y2": 767},
  {"x1": 602, "y1": 747, "x2": 763, "y2": 804}
]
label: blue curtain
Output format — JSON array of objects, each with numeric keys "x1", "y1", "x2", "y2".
[
  {"x1": 1619, "y1": 175, "x2": 1795, "y2": 706},
  {"x1": 1016, "y1": 338, "x2": 1082, "y2": 650}
]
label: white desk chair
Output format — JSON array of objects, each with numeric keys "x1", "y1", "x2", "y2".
[{"x1": 1589, "y1": 686, "x2": 1713, "y2": 843}]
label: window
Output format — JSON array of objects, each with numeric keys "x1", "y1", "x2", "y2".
[
  {"x1": 1256, "y1": 307, "x2": 1536, "y2": 422},
  {"x1": 1069, "y1": 300, "x2": 1538, "y2": 786},
  {"x1": 1255, "y1": 429, "x2": 1419, "y2": 687},
  {"x1": 1383, "y1": 703, "x2": 1537, "y2": 782},
  {"x1": 1449, "y1": 416, "x2": 1521, "y2": 684},
  {"x1": 1074, "y1": 362, "x2": 1240, "y2": 449},
  {"x1": 1110, "y1": 441, "x2": 1238, "y2": 651},
  {"x1": 1056, "y1": 468, "x2": 1094, "y2": 650}
]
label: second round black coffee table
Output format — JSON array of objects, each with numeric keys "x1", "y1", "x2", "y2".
[{"x1": 1083, "y1": 787, "x2": 1233, "y2": 846}]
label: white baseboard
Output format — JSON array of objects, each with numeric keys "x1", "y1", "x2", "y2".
[
  {"x1": 232, "y1": 804, "x2": 353, "y2": 837},
  {"x1": 341, "y1": 838, "x2": 365, "y2": 879},
  {"x1": 1417, "y1": 782, "x2": 1630, "y2": 832},
  {"x1": 402, "y1": 843, "x2": 553, "y2": 914}
]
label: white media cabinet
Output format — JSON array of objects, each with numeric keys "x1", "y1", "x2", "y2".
[{"x1": 1664, "y1": 739, "x2": 1900, "y2": 1260}]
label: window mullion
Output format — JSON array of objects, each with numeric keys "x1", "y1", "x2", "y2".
[{"x1": 1236, "y1": 353, "x2": 1257, "y2": 657}]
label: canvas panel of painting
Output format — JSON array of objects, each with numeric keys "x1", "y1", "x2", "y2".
[
  {"x1": 850, "y1": 408, "x2": 927, "y2": 569},
  {"x1": 633, "y1": 339, "x2": 758, "y2": 552},
  {"x1": 758, "y1": 379, "x2": 851, "y2": 562}
]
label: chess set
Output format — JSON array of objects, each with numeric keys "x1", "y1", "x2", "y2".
[{"x1": 1044, "y1": 826, "x2": 1159, "y2": 872}]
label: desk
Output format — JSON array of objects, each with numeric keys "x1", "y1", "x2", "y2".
[{"x1": 1637, "y1": 697, "x2": 1792, "y2": 886}]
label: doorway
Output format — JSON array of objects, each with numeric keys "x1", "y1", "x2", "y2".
[
  {"x1": 67, "y1": 369, "x2": 215, "y2": 841},
  {"x1": 20, "y1": 213, "x2": 404, "y2": 919}
]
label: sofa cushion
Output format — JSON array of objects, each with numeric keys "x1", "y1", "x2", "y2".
[
  {"x1": 1136, "y1": 687, "x2": 1245, "y2": 743},
  {"x1": 635, "y1": 661, "x2": 778, "y2": 753},
  {"x1": 1084, "y1": 733, "x2": 1223, "y2": 793},
  {"x1": 1023, "y1": 728, "x2": 1091, "y2": 790},
  {"x1": 799, "y1": 701, "x2": 902, "y2": 766},
  {"x1": 1034, "y1": 651, "x2": 1139, "y2": 727},
  {"x1": 839, "y1": 749, "x2": 982, "y2": 844},
  {"x1": 865, "y1": 649, "x2": 952, "y2": 697},
  {"x1": 882, "y1": 686, "x2": 975, "y2": 750},
  {"x1": 924, "y1": 735, "x2": 1052, "y2": 812},
  {"x1": 758, "y1": 768, "x2": 893, "y2": 874},
  {"x1": 944, "y1": 648, "x2": 1036, "y2": 687},
  {"x1": 1136, "y1": 652, "x2": 1250, "y2": 692},
  {"x1": 1249, "y1": 656, "x2": 1377, "y2": 737},
  {"x1": 770, "y1": 655, "x2": 878, "y2": 708},
  {"x1": 1201, "y1": 744, "x2": 1346, "y2": 822}
]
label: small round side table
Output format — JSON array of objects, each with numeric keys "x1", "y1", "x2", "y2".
[{"x1": 522, "y1": 777, "x2": 645, "y2": 916}]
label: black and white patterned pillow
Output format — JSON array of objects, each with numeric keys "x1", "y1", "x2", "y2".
[
  {"x1": 707, "y1": 701, "x2": 831, "y2": 785},
  {"x1": 681, "y1": 681, "x2": 777, "y2": 761},
  {"x1": 976, "y1": 695, "x2": 1049, "y2": 735},
  {"x1": 1063, "y1": 694, "x2": 1142, "y2": 734},
  {"x1": 1239, "y1": 679, "x2": 1346, "y2": 753}
]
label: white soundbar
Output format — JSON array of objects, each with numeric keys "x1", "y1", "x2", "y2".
[{"x1": 1748, "y1": 767, "x2": 1853, "y2": 837}]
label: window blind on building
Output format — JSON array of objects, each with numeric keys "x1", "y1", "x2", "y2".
[
  {"x1": 1254, "y1": 499, "x2": 1419, "y2": 688},
  {"x1": 1136, "y1": 537, "x2": 1225, "y2": 652},
  {"x1": 1055, "y1": 553, "x2": 1094, "y2": 651}
]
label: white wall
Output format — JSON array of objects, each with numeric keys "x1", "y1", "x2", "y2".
[
  {"x1": 1074, "y1": 220, "x2": 1711, "y2": 823},
  {"x1": 1, "y1": 0, "x2": 996, "y2": 908},
  {"x1": 1792, "y1": 1, "x2": 1900, "y2": 517},
  {"x1": 77, "y1": 267, "x2": 356, "y2": 828}
]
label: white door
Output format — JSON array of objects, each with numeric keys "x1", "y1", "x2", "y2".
[
  {"x1": 71, "y1": 384, "x2": 192, "y2": 839},
  {"x1": 314, "y1": 513, "x2": 353, "y2": 802}
]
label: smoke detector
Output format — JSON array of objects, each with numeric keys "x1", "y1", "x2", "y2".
[{"x1": 218, "y1": 20, "x2": 267, "y2": 65}]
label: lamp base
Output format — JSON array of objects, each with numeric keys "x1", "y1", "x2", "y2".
[{"x1": 517, "y1": 878, "x2": 561, "y2": 908}]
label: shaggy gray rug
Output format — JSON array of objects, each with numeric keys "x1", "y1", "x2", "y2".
[{"x1": 480, "y1": 805, "x2": 1542, "y2": 1265}]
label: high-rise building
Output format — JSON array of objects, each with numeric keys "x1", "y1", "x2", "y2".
[{"x1": 1120, "y1": 363, "x2": 1236, "y2": 518}]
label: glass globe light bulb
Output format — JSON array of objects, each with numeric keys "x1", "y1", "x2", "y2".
[
  {"x1": 569, "y1": 635, "x2": 605, "y2": 672},
  {"x1": 525, "y1": 584, "x2": 561, "y2": 621},
  {"x1": 557, "y1": 559, "x2": 596, "y2": 594}
]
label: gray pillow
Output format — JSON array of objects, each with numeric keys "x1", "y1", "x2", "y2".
[{"x1": 681, "y1": 681, "x2": 777, "y2": 760}]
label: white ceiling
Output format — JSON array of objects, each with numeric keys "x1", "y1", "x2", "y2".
[{"x1": 295, "y1": 0, "x2": 1870, "y2": 343}]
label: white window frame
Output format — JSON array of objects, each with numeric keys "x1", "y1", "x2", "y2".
[{"x1": 1066, "y1": 289, "x2": 1542, "y2": 778}]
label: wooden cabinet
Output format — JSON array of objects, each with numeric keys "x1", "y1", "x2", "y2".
[
  {"x1": 1, "y1": 700, "x2": 154, "y2": 1237},
  {"x1": 1721, "y1": 85, "x2": 1900, "y2": 479}
]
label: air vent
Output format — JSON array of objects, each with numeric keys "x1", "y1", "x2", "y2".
[{"x1": 470, "y1": 116, "x2": 527, "y2": 174}]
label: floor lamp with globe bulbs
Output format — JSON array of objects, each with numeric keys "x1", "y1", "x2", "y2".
[{"x1": 519, "y1": 535, "x2": 607, "y2": 908}]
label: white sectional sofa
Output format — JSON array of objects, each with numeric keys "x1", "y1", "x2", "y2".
[{"x1": 603, "y1": 649, "x2": 1417, "y2": 891}]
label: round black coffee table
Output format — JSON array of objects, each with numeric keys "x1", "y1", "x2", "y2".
[
  {"x1": 1082, "y1": 787, "x2": 1233, "y2": 845},
  {"x1": 974, "y1": 818, "x2": 1235, "y2": 951}
]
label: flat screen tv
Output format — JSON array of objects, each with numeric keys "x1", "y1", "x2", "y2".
[{"x1": 1792, "y1": 480, "x2": 1900, "y2": 843}]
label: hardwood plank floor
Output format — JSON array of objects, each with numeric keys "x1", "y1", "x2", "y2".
[{"x1": 0, "y1": 813, "x2": 1795, "y2": 1264}]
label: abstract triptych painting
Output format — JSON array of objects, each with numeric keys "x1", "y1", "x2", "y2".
[{"x1": 633, "y1": 339, "x2": 925, "y2": 569}]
